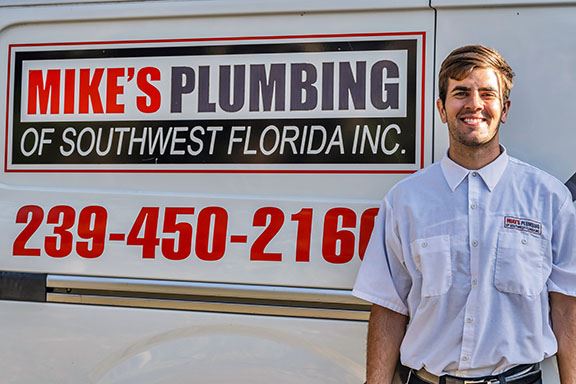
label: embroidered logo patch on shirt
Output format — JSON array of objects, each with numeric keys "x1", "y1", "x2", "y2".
[{"x1": 504, "y1": 216, "x2": 542, "y2": 235}]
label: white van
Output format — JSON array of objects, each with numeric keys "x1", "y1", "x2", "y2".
[{"x1": 0, "y1": 0, "x2": 574, "y2": 382}]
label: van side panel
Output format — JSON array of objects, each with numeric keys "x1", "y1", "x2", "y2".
[{"x1": 0, "y1": 1, "x2": 434, "y2": 382}]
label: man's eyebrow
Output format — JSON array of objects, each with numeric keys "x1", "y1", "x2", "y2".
[
  {"x1": 450, "y1": 86, "x2": 499, "y2": 93},
  {"x1": 450, "y1": 86, "x2": 470, "y2": 93},
  {"x1": 478, "y1": 87, "x2": 499, "y2": 92}
]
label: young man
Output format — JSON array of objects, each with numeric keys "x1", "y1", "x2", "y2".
[{"x1": 353, "y1": 45, "x2": 576, "y2": 384}]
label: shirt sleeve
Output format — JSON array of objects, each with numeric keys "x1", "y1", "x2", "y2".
[
  {"x1": 352, "y1": 197, "x2": 411, "y2": 315},
  {"x1": 547, "y1": 193, "x2": 576, "y2": 297}
]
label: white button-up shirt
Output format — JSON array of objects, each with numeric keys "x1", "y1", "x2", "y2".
[{"x1": 353, "y1": 149, "x2": 576, "y2": 377}]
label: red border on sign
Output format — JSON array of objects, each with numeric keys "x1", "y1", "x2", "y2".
[{"x1": 5, "y1": 32, "x2": 427, "y2": 174}]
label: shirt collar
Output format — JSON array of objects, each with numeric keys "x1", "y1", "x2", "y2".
[{"x1": 440, "y1": 146, "x2": 509, "y2": 192}]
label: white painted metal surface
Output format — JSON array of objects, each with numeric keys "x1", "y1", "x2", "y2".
[
  {"x1": 0, "y1": 1, "x2": 433, "y2": 382},
  {"x1": 433, "y1": 1, "x2": 576, "y2": 185},
  {"x1": 0, "y1": 0, "x2": 434, "y2": 287},
  {"x1": 0, "y1": 300, "x2": 367, "y2": 383}
]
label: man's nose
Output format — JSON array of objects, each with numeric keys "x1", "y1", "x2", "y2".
[{"x1": 466, "y1": 91, "x2": 483, "y2": 110}]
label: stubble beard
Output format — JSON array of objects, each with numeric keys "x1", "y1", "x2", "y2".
[{"x1": 449, "y1": 119, "x2": 501, "y2": 149}]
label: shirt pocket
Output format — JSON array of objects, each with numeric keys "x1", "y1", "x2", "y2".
[
  {"x1": 411, "y1": 235, "x2": 452, "y2": 297},
  {"x1": 494, "y1": 231, "x2": 546, "y2": 296}
]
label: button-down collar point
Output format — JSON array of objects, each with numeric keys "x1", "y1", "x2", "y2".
[{"x1": 441, "y1": 146, "x2": 510, "y2": 192}]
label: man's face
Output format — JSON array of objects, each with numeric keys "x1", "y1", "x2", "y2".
[{"x1": 436, "y1": 67, "x2": 510, "y2": 148}]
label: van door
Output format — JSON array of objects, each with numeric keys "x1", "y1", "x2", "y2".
[{"x1": 0, "y1": 1, "x2": 435, "y2": 382}]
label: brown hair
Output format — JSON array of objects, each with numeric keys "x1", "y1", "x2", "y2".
[{"x1": 438, "y1": 45, "x2": 515, "y2": 104}]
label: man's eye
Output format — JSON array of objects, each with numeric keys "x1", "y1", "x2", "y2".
[
  {"x1": 453, "y1": 91, "x2": 468, "y2": 97},
  {"x1": 481, "y1": 92, "x2": 498, "y2": 99}
]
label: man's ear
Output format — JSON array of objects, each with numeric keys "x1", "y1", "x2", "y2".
[
  {"x1": 436, "y1": 98, "x2": 447, "y2": 123},
  {"x1": 501, "y1": 100, "x2": 511, "y2": 123}
]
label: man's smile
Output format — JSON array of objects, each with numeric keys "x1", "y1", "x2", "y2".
[{"x1": 459, "y1": 116, "x2": 488, "y2": 126}]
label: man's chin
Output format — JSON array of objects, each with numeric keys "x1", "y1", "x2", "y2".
[
  {"x1": 462, "y1": 139, "x2": 484, "y2": 147},
  {"x1": 452, "y1": 137, "x2": 498, "y2": 149},
  {"x1": 451, "y1": 124, "x2": 500, "y2": 148},
  {"x1": 455, "y1": 132, "x2": 499, "y2": 148}
]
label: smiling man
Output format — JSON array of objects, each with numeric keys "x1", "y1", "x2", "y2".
[{"x1": 353, "y1": 45, "x2": 576, "y2": 384}]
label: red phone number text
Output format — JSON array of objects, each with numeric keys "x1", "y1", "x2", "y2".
[{"x1": 13, "y1": 205, "x2": 379, "y2": 264}]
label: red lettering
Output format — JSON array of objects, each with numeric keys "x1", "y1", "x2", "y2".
[
  {"x1": 106, "y1": 68, "x2": 125, "y2": 113},
  {"x1": 322, "y1": 208, "x2": 356, "y2": 264},
  {"x1": 45, "y1": 205, "x2": 76, "y2": 258},
  {"x1": 161, "y1": 207, "x2": 195, "y2": 261},
  {"x1": 79, "y1": 68, "x2": 104, "y2": 114},
  {"x1": 137, "y1": 67, "x2": 161, "y2": 113},
  {"x1": 27, "y1": 69, "x2": 60, "y2": 114},
  {"x1": 77, "y1": 206, "x2": 108, "y2": 259},
  {"x1": 12, "y1": 203, "x2": 377, "y2": 265},
  {"x1": 196, "y1": 207, "x2": 228, "y2": 261},
  {"x1": 13, "y1": 205, "x2": 44, "y2": 256},
  {"x1": 291, "y1": 208, "x2": 313, "y2": 262},
  {"x1": 506, "y1": 218, "x2": 520, "y2": 225},
  {"x1": 64, "y1": 69, "x2": 76, "y2": 114},
  {"x1": 126, "y1": 207, "x2": 160, "y2": 258},
  {"x1": 250, "y1": 207, "x2": 284, "y2": 261},
  {"x1": 359, "y1": 207, "x2": 379, "y2": 260}
]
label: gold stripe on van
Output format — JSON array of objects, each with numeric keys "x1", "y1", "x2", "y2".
[{"x1": 47, "y1": 275, "x2": 370, "y2": 321}]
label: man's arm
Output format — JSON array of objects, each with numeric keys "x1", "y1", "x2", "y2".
[
  {"x1": 366, "y1": 304, "x2": 408, "y2": 384},
  {"x1": 550, "y1": 292, "x2": 576, "y2": 384}
]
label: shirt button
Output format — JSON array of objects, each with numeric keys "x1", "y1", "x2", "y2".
[
  {"x1": 466, "y1": 317, "x2": 474, "y2": 324},
  {"x1": 521, "y1": 239, "x2": 528, "y2": 245},
  {"x1": 472, "y1": 240, "x2": 478, "y2": 247},
  {"x1": 421, "y1": 241, "x2": 428, "y2": 248},
  {"x1": 470, "y1": 203, "x2": 477, "y2": 210},
  {"x1": 471, "y1": 172, "x2": 478, "y2": 177},
  {"x1": 462, "y1": 356, "x2": 470, "y2": 362},
  {"x1": 471, "y1": 279, "x2": 478, "y2": 287}
]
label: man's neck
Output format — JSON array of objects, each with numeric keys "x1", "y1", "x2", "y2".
[{"x1": 448, "y1": 141, "x2": 502, "y2": 170}]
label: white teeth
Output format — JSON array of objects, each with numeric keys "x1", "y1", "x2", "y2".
[{"x1": 463, "y1": 118, "x2": 484, "y2": 124}]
